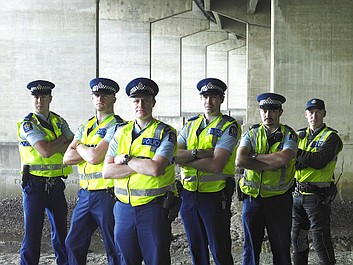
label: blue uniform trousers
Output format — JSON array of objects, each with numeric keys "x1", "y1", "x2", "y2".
[
  {"x1": 180, "y1": 190, "x2": 233, "y2": 265},
  {"x1": 66, "y1": 189, "x2": 120, "y2": 265},
  {"x1": 20, "y1": 177, "x2": 68, "y2": 265},
  {"x1": 113, "y1": 200, "x2": 172, "y2": 265},
  {"x1": 242, "y1": 189, "x2": 292, "y2": 265},
  {"x1": 291, "y1": 191, "x2": 336, "y2": 265}
]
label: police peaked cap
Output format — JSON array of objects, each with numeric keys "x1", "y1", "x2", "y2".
[
  {"x1": 305, "y1": 98, "x2": 325, "y2": 111},
  {"x1": 90, "y1": 77, "x2": 119, "y2": 94},
  {"x1": 257, "y1": 92, "x2": 286, "y2": 110},
  {"x1": 196, "y1": 78, "x2": 227, "y2": 96},
  {"x1": 27, "y1": 80, "x2": 55, "y2": 95},
  {"x1": 125, "y1": 77, "x2": 159, "y2": 98}
]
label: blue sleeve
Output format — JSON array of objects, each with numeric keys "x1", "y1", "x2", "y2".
[
  {"x1": 103, "y1": 124, "x2": 117, "y2": 142},
  {"x1": 215, "y1": 125, "x2": 238, "y2": 153},
  {"x1": 60, "y1": 118, "x2": 74, "y2": 139},
  {"x1": 177, "y1": 124, "x2": 187, "y2": 147},
  {"x1": 283, "y1": 132, "x2": 298, "y2": 153},
  {"x1": 238, "y1": 131, "x2": 252, "y2": 149},
  {"x1": 73, "y1": 125, "x2": 84, "y2": 141},
  {"x1": 20, "y1": 121, "x2": 46, "y2": 146},
  {"x1": 106, "y1": 135, "x2": 118, "y2": 157},
  {"x1": 155, "y1": 130, "x2": 176, "y2": 162}
]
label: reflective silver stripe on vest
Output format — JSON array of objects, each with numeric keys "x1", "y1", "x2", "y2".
[
  {"x1": 298, "y1": 181, "x2": 331, "y2": 188},
  {"x1": 115, "y1": 183, "x2": 175, "y2": 197},
  {"x1": 242, "y1": 178, "x2": 294, "y2": 192},
  {"x1": 182, "y1": 174, "x2": 232, "y2": 183},
  {"x1": 28, "y1": 164, "x2": 66, "y2": 170},
  {"x1": 79, "y1": 172, "x2": 103, "y2": 180},
  {"x1": 150, "y1": 122, "x2": 167, "y2": 152},
  {"x1": 212, "y1": 118, "x2": 227, "y2": 147}
]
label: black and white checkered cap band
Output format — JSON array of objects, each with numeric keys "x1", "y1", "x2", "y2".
[
  {"x1": 200, "y1": 82, "x2": 224, "y2": 93},
  {"x1": 30, "y1": 84, "x2": 51, "y2": 92},
  {"x1": 259, "y1": 98, "x2": 282, "y2": 106},
  {"x1": 92, "y1": 82, "x2": 116, "y2": 93},
  {"x1": 130, "y1": 82, "x2": 155, "y2": 95}
]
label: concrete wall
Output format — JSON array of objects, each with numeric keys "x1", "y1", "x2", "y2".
[
  {"x1": 271, "y1": 0, "x2": 353, "y2": 198},
  {"x1": 1, "y1": 0, "x2": 353, "y2": 200}
]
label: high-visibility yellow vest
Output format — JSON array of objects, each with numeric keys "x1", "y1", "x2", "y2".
[
  {"x1": 113, "y1": 119, "x2": 177, "y2": 206},
  {"x1": 181, "y1": 114, "x2": 241, "y2": 192},
  {"x1": 78, "y1": 114, "x2": 122, "y2": 190},
  {"x1": 239, "y1": 123, "x2": 296, "y2": 198},
  {"x1": 17, "y1": 112, "x2": 72, "y2": 177},
  {"x1": 295, "y1": 126, "x2": 342, "y2": 184}
]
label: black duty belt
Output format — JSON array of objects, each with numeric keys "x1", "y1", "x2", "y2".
[
  {"x1": 87, "y1": 187, "x2": 114, "y2": 193},
  {"x1": 296, "y1": 182, "x2": 329, "y2": 193},
  {"x1": 30, "y1": 174, "x2": 62, "y2": 184}
]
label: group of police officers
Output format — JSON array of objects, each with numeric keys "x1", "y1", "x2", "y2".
[{"x1": 17, "y1": 77, "x2": 342, "y2": 265}]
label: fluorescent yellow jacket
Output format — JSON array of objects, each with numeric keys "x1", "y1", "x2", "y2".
[
  {"x1": 181, "y1": 114, "x2": 241, "y2": 192},
  {"x1": 239, "y1": 123, "x2": 296, "y2": 198},
  {"x1": 114, "y1": 119, "x2": 177, "y2": 206},
  {"x1": 295, "y1": 126, "x2": 342, "y2": 184},
  {"x1": 78, "y1": 114, "x2": 123, "y2": 190},
  {"x1": 17, "y1": 112, "x2": 72, "y2": 177}
]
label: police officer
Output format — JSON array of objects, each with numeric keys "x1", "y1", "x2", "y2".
[
  {"x1": 17, "y1": 80, "x2": 74, "y2": 265},
  {"x1": 236, "y1": 92, "x2": 298, "y2": 265},
  {"x1": 103, "y1": 77, "x2": 178, "y2": 265},
  {"x1": 175, "y1": 78, "x2": 241, "y2": 265},
  {"x1": 63, "y1": 78, "x2": 123, "y2": 265},
  {"x1": 292, "y1": 98, "x2": 343, "y2": 265}
]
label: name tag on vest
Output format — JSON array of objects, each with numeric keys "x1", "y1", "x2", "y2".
[
  {"x1": 208, "y1": 128, "x2": 223, "y2": 137},
  {"x1": 142, "y1": 138, "x2": 161, "y2": 147},
  {"x1": 96, "y1": 128, "x2": 107, "y2": 138}
]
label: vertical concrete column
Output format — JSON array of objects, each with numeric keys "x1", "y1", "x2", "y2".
[{"x1": 99, "y1": 0, "x2": 193, "y2": 120}]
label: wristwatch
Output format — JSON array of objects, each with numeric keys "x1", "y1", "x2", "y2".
[
  {"x1": 123, "y1": 154, "x2": 132, "y2": 165},
  {"x1": 252, "y1": 153, "x2": 258, "y2": 160},
  {"x1": 191, "y1": 149, "x2": 198, "y2": 159}
]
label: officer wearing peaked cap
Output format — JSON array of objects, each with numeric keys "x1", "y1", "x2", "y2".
[
  {"x1": 236, "y1": 92, "x2": 298, "y2": 265},
  {"x1": 176, "y1": 77, "x2": 241, "y2": 265},
  {"x1": 103, "y1": 77, "x2": 178, "y2": 265},
  {"x1": 64, "y1": 77, "x2": 123, "y2": 265},
  {"x1": 27, "y1": 79, "x2": 55, "y2": 95},
  {"x1": 17, "y1": 80, "x2": 74, "y2": 265},
  {"x1": 125, "y1": 77, "x2": 159, "y2": 97},
  {"x1": 292, "y1": 98, "x2": 342, "y2": 265}
]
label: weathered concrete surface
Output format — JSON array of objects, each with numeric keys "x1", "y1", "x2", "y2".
[{"x1": 1, "y1": 0, "x2": 353, "y2": 200}]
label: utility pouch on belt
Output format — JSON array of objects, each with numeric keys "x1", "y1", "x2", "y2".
[
  {"x1": 21, "y1": 165, "x2": 30, "y2": 189},
  {"x1": 235, "y1": 168, "x2": 247, "y2": 201},
  {"x1": 322, "y1": 182, "x2": 338, "y2": 206},
  {"x1": 221, "y1": 177, "x2": 236, "y2": 209}
]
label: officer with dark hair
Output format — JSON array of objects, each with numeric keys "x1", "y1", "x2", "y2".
[
  {"x1": 292, "y1": 98, "x2": 343, "y2": 265},
  {"x1": 176, "y1": 78, "x2": 241, "y2": 265},
  {"x1": 103, "y1": 77, "x2": 178, "y2": 265},
  {"x1": 236, "y1": 92, "x2": 298, "y2": 265},
  {"x1": 64, "y1": 78, "x2": 123, "y2": 265},
  {"x1": 17, "y1": 80, "x2": 74, "y2": 265}
]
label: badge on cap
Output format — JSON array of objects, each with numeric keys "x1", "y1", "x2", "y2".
[
  {"x1": 197, "y1": 78, "x2": 227, "y2": 95},
  {"x1": 125, "y1": 78, "x2": 159, "y2": 98},
  {"x1": 90, "y1": 78, "x2": 119, "y2": 94},
  {"x1": 27, "y1": 80, "x2": 55, "y2": 95},
  {"x1": 256, "y1": 92, "x2": 286, "y2": 109}
]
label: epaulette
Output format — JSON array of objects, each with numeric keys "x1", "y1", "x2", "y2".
[
  {"x1": 24, "y1": 113, "x2": 33, "y2": 121},
  {"x1": 249, "y1": 123, "x2": 261, "y2": 130},
  {"x1": 284, "y1": 124, "x2": 296, "y2": 134},
  {"x1": 50, "y1": 111, "x2": 61, "y2": 118},
  {"x1": 114, "y1": 121, "x2": 128, "y2": 132},
  {"x1": 114, "y1": 115, "x2": 124, "y2": 124},
  {"x1": 187, "y1": 115, "x2": 200, "y2": 122},
  {"x1": 88, "y1": 116, "x2": 95, "y2": 121},
  {"x1": 327, "y1": 126, "x2": 338, "y2": 133},
  {"x1": 221, "y1": 114, "x2": 235, "y2": 122},
  {"x1": 297, "y1": 127, "x2": 307, "y2": 132}
]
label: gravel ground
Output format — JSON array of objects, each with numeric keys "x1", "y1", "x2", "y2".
[{"x1": 1, "y1": 196, "x2": 353, "y2": 264}]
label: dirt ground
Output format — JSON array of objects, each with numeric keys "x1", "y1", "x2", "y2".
[{"x1": 1, "y1": 196, "x2": 353, "y2": 264}]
